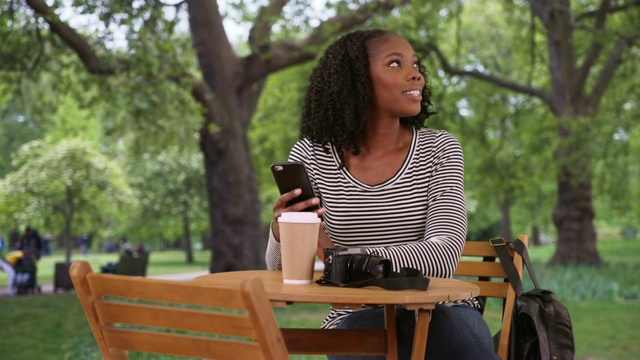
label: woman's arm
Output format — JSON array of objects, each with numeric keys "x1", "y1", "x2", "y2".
[
  {"x1": 265, "y1": 141, "x2": 330, "y2": 269},
  {"x1": 364, "y1": 132, "x2": 467, "y2": 278}
]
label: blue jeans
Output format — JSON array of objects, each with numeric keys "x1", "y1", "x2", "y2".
[{"x1": 327, "y1": 304, "x2": 500, "y2": 360}]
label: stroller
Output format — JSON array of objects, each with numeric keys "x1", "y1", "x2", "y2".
[{"x1": 14, "y1": 252, "x2": 41, "y2": 295}]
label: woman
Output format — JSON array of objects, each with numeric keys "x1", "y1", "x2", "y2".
[{"x1": 265, "y1": 29, "x2": 499, "y2": 360}]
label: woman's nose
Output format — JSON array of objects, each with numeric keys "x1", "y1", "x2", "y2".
[{"x1": 409, "y1": 70, "x2": 423, "y2": 82}]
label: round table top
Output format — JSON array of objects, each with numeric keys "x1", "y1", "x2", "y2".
[{"x1": 194, "y1": 270, "x2": 479, "y2": 309}]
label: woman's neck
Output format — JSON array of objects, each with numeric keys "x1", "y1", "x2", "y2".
[
  {"x1": 343, "y1": 121, "x2": 412, "y2": 185},
  {"x1": 357, "y1": 120, "x2": 409, "y2": 155}
]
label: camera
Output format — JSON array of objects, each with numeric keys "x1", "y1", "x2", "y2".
[{"x1": 323, "y1": 247, "x2": 391, "y2": 284}]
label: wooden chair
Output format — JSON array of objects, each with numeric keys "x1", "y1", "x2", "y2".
[
  {"x1": 453, "y1": 235, "x2": 528, "y2": 360},
  {"x1": 70, "y1": 261, "x2": 289, "y2": 360}
]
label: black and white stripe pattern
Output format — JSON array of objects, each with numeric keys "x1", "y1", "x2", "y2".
[{"x1": 265, "y1": 127, "x2": 476, "y2": 329}]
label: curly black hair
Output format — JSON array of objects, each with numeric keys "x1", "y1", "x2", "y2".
[{"x1": 300, "y1": 29, "x2": 436, "y2": 167}]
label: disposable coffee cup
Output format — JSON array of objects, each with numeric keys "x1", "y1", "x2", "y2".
[{"x1": 278, "y1": 212, "x2": 321, "y2": 284}]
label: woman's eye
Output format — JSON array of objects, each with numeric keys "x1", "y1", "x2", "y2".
[{"x1": 389, "y1": 60, "x2": 401, "y2": 67}]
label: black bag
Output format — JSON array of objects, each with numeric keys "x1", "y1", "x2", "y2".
[
  {"x1": 492, "y1": 238, "x2": 575, "y2": 360},
  {"x1": 316, "y1": 247, "x2": 430, "y2": 290}
]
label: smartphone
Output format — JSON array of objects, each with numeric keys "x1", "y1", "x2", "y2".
[{"x1": 270, "y1": 161, "x2": 320, "y2": 211}]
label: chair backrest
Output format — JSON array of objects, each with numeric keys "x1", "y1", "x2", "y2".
[
  {"x1": 70, "y1": 261, "x2": 289, "y2": 360},
  {"x1": 115, "y1": 254, "x2": 149, "y2": 276},
  {"x1": 453, "y1": 235, "x2": 528, "y2": 360}
]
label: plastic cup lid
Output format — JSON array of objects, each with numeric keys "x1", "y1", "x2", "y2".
[{"x1": 277, "y1": 212, "x2": 320, "y2": 223}]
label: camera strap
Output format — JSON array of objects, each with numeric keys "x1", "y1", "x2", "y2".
[{"x1": 316, "y1": 267, "x2": 430, "y2": 291}]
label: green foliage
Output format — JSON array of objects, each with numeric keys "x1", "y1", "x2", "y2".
[
  {"x1": 122, "y1": 145, "x2": 209, "y2": 245},
  {"x1": 0, "y1": 27, "x2": 205, "y2": 252},
  {"x1": 395, "y1": 0, "x2": 640, "y2": 242},
  {"x1": 0, "y1": 138, "x2": 132, "y2": 261},
  {"x1": 97, "y1": 70, "x2": 202, "y2": 154},
  {"x1": 250, "y1": 62, "x2": 315, "y2": 224},
  {"x1": 590, "y1": 57, "x2": 640, "y2": 223}
]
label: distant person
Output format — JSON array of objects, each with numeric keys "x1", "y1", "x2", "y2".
[
  {"x1": 134, "y1": 243, "x2": 147, "y2": 257},
  {"x1": 78, "y1": 232, "x2": 91, "y2": 256},
  {"x1": 19, "y1": 226, "x2": 42, "y2": 260},
  {"x1": 0, "y1": 234, "x2": 5, "y2": 255},
  {"x1": 0, "y1": 250, "x2": 25, "y2": 297},
  {"x1": 104, "y1": 240, "x2": 114, "y2": 253},
  {"x1": 40, "y1": 234, "x2": 52, "y2": 256},
  {"x1": 121, "y1": 242, "x2": 134, "y2": 258}
]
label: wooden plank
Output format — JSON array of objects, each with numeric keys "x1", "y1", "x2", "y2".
[
  {"x1": 95, "y1": 301, "x2": 256, "y2": 338},
  {"x1": 87, "y1": 274, "x2": 246, "y2": 309},
  {"x1": 461, "y1": 241, "x2": 515, "y2": 257},
  {"x1": 103, "y1": 327, "x2": 264, "y2": 359},
  {"x1": 282, "y1": 329, "x2": 386, "y2": 355},
  {"x1": 454, "y1": 261, "x2": 507, "y2": 278},
  {"x1": 472, "y1": 281, "x2": 511, "y2": 298}
]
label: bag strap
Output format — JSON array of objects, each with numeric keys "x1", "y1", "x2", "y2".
[
  {"x1": 316, "y1": 267, "x2": 430, "y2": 290},
  {"x1": 508, "y1": 238, "x2": 541, "y2": 289},
  {"x1": 491, "y1": 237, "x2": 541, "y2": 295},
  {"x1": 491, "y1": 238, "x2": 524, "y2": 296}
]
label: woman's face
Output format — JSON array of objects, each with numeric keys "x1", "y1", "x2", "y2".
[{"x1": 367, "y1": 35, "x2": 424, "y2": 119}]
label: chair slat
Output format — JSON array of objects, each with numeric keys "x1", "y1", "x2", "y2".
[
  {"x1": 102, "y1": 327, "x2": 265, "y2": 359},
  {"x1": 95, "y1": 301, "x2": 257, "y2": 338},
  {"x1": 454, "y1": 261, "x2": 507, "y2": 278},
  {"x1": 464, "y1": 280, "x2": 511, "y2": 298},
  {"x1": 461, "y1": 241, "x2": 515, "y2": 257},
  {"x1": 87, "y1": 273, "x2": 246, "y2": 309}
]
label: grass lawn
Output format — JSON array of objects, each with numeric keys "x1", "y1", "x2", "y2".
[{"x1": 1, "y1": 240, "x2": 638, "y2": 359}]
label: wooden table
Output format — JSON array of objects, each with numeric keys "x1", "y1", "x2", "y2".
[{"x1": 194, "y1": 270, "x2": 478, "y2": 359}]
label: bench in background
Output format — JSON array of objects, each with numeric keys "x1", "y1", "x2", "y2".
[{"x1": 115, "y1": 254, "x2": 149, "y2": 276}]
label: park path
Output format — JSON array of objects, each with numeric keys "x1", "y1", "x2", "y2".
[
  {"x1": 0, "y1": 271, "x2": 209, "y2": 298},
  {"x1": 1, "y1": 261, "x2": 325, "y2": 297}
]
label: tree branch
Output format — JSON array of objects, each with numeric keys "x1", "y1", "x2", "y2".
[
  {"x1": 248, "y1": 0, "x2": 289, "y2": 51},
  {"x1": 573, "y1": 0, "x2": 610, "y2": 94},
  {"x1": 24, "y1": 0, "x2": 116, "y2": 75},
  {"x1": 575, "y1": 0, "x2": 640, "y2": 22},
  {"x1": 427, "y1": 43, "x2": 553, "y2": 106},
  {"x1": 186, "y1": 0, "x2": 238, "y2": 92},
  {"x1": 587, "y1": 33, "x2": 639, "y2": 110},
  {"x1": 241, "y1": 0, "x2": 410, "y2": 84}
]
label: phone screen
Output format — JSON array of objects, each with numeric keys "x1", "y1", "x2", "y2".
[{"x1": 271, "y1": 162, "x2": 320, "y2": 211}]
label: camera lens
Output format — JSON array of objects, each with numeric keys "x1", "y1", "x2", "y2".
[{"x1": 346, "y1": 255, "x2": 390, "y2": 283}]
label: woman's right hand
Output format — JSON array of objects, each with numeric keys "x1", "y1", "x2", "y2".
[{"x1": 272, "y1": 188, "x2": 325, "y2": 241}]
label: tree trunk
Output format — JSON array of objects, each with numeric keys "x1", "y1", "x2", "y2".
[
  {"x1": 186, "y1": 0, "x2": 265, "y2": 273},
  {"x1": 532, "y1": 0, "x2": 607, "y2": 266},
  {"x1": 531, "y1": 224, "x2": 541, "y2": 246},
  {"x1": 181, "y1": 209, "x2": 194, "y2": 264},
  {"x1": 201, "y1": 127, "x2": 264, "y2": 272},
  {"x1": 64, "y1": 217, "x2": 73, "y2": 264},
  {"x1": 550, "y1": 138, "x2": 601, "y2": 265},
  {"x1": 499, "y1": 200, "x2": 514, "y2": 241},
  {"x1": 64, "y1": 187, "x2": 75, "y2": 263}
]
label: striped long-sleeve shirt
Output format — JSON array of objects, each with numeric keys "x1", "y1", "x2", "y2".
[{"x1": 265, "y1": 127, "x2": 476, "y2": 328}]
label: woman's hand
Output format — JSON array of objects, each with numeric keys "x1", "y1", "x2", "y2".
[
  {"x1": 316, "y1": 228, "x2": 334, "y2": 261},
  {"x1": 272, "y1": 188, "x2": 326, "y2": 241}
]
